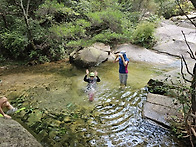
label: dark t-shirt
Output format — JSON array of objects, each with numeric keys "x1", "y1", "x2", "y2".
[{"x1": 84, "y1": 75, "x2": 101, "y2": 90}]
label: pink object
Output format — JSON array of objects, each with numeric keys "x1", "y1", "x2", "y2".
[{"x1": 89, "y1": 93, "x2": 94, "y2": 102}]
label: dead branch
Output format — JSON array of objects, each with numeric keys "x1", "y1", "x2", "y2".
[
  {"x1": 183, "y1": 134, "x2": 190, "y2": 138},
  {"x1": 182, "y1": 31, "x2": 196, "y2": 60},
  {"x1": 26, "y1": 0, "x2": 30, "y2": 16},
  {"x1": 191, "y1": 127, "x2": 196, "y2": 137},
  {"x1": 181, "y1": 55, "x2": 193, "y2": 81},
  {"x1": 176, "y1": 0, "x2": 196, "y2": 28},
  {"x1": 190, "y1": 113, "x2": 196, "y2": 119}
]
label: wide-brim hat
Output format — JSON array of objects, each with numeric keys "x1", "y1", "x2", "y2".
[{"x1": 120, "y1": 50, "x2": 126, "y2": 55}]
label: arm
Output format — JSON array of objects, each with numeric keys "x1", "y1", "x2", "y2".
[
  {"x1": 119, "y1": 54, "x2": 128, "y2": 66},
  {"x1": 96, "y1": 76, "x2": 101, "y2": 82},
  {"x1": 84, "y1": 75, "x2": 89, "y2": 82},
  {"x1": 94, "y1": 71, "x2": 100, "y2": 82},
  {"x1": 0, "y1": 100, "x2": 11, "y2": 118},
  {"x1": 84, "y1": 69, "x2": 90, "y2": 82},
  {"x1": 114, "y1": 54, "x2": 119, "y2": 63}
]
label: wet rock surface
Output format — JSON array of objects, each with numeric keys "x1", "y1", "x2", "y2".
[
  {"x1": 142, "y1": 13, "x2": 196, "y2": 128},
  {"x1": 0, "y1": 118, "x2": 42, "y2": 147},
  {"x1": 143, "y1": 93, "x2": 182, "y2": 127},
  {"x1": 154, "y1": 19, "x2": 196, "y2": 60}
]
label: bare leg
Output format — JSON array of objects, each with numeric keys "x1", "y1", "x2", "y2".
[
  {"x1": 0, "y1": 97, "x2": 16, "y2": 118},
  {"x1": 3, "y1": 101, "x2": 14, "y2": 110},
  {"x1": 0, "y1": 97, "x2": 12, "y2": 118},
  {"x1": 89, "y1": 93, "x2": 94, "y2": 102}
]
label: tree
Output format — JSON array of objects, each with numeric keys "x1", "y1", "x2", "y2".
[
  {"x1": 181, "y1": 31, "x2": 196, "y2": 147},
  {"x1": 175, "y1": 1, "x2": 196, "y2": 146},
  {"x1": 189, "y1": 0, "x2": 196, "y2": 8},
  {"x1": 18, "y1": 0, "x2": 36, "y2": 50}
]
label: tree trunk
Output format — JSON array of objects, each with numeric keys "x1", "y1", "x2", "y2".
[
  {"x1": 1, "y1": 14, "x2": 8, "y2": 29},
  {"x1": 190, "y1": 0, "x2": 196, "y2": 9},
  {"x1": 20, "y1": 0, "x2": 36, "y2": 50},
  {"x1": 191, "y1": 63, "x2": 196, "y2": 124}
]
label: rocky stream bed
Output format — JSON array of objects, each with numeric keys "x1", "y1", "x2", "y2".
[{"x1": 0, "y1": 13, "x2": 196, "y2": 146}]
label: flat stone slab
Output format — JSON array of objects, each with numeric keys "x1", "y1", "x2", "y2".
[
  {"x1": 143, "y1": 93, "x2": 182, "y2": 127},
  {"x1": 0, "y1": 118, "x2": 42, "y2": 147}
]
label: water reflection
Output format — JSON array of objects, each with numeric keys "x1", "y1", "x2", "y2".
[{"x1": 87, "y1": 87, "x2": 184, "y2": 147}]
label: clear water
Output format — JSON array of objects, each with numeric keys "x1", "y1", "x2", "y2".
[
  {"x1": 0, "y1": 61, "x2": 186, "y2": 146},
  {"x1": 82, "y1": 87, "x2": 184, "y2": 146}
]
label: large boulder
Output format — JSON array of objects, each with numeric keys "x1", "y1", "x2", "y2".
[
  {"x1": 170, "y1": 12, "x2": 196, "y2": 29},
  {"x1": 153, "y1": 19, "x2": 196, "y2": 60},
  {"x1": 114, "y1": 43, "x2": 177, "y2": 65},
  {"x1": 0, "y1": 118, "x2": 42, "y2": 147},
  {"x1": 69, "y1": 43, "x2": 111, "y2": 68}
]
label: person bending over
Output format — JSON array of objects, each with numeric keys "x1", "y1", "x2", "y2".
[{"x1": 0, "y1": 96, "x2": 17, "y2": 118}]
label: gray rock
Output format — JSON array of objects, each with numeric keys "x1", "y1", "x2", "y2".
[
  {"x1": 143, "y1": 93, "x2": 182, "y2": 127},
  {"x1": 69, "y1": 43, "x2": 110, "y2": 68},
  {"x1": 142, "y1": 16, "x2": 196, "y2": 127},
  {"x1": 170, "y1": 12, "x2": 196, "y2": 29},
  {"x1": 0, "y1": 118, "x2": 42, "y2": 147},
  {"x1": 114, "y1": 43, "x2": 177, "y2": 65},
  {"x1": 154, "y1": 20, "x2": 196, "y2": 59}
]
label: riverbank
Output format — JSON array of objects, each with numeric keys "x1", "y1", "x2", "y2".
[{"x1": 0, "y1": 13, "x2": 195, "y2": 146}]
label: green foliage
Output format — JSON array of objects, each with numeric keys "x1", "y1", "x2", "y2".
[
  {"x1": 48, "y1": 44, "x2": 66, "y2": 61},
  {"x1": 50, "y1": 19, "x2": 90, "y2": 40},
  {"x1": 1, "y1": 0, "x2": 184, "y2": 63},
  {"x1": 75, "y1": 0, "x2": 102, "y2": 13},
  {"x1": 0, "y1": 55, "x2": 6, "y2": 62},
  {"x1": 49, "y1": 1, "x2": 134, "y2": 49},
  {"x1": 87, "y1": 8, "x2": 123, "y2": 32},
  {"x1": 0, "y1": 31, "x2": 28, "y2": 59},
  {"x1": 155, "y1": 0, "x2": 194, "y2": 19},
  {"x1": 131, "y1": 21, "x2": 156, "y2": 48},
  {"x1": 66, "y1": 39, "x2": 91, "y2": 49},
  {"x1": 91, "y1": 30, "x2": 126, "y2": 44},
  {"x1": 36, "y1": 0, "x2": 79, "y2": 24}
]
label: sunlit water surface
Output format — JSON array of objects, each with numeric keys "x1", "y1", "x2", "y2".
[
  {"x1": 58, "y1": 62, "x2": 185, "y2": 146},
  {"x1": 1, "y1": 61, "x2": 186, "y2": 146}
]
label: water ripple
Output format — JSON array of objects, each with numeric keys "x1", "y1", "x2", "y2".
[{"x1": 85, "y1": 88, "x2": 185, "y2": 146}]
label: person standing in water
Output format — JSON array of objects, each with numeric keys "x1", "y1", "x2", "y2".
[
  {"x1": 84, "y1": 69, "x2": 101, "y2": 102},
  {"x1": 114, "y1": 50, "x2": 129, "y2": 88}
]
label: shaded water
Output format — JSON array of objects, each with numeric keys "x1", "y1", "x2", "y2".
[{"x1": 0, "y1": 61, "x2": 186, "y2": 146}]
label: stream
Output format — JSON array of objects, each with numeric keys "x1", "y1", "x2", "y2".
[{"x1": 0, "y1": 61, "x2": 187, "y2": 146}]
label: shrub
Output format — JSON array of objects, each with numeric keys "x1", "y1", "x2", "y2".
[
  {"x1": 156, "y1": 0, "x2": 194, "y2": 19},
  {"x1": 91, "y1": 30, "x2": 125, "y2": 44},
  {"x1": 0, "y1": 31, "x2": 28, "y2": 59},
  {"x1": 131, "y1": 21, "x2": 156, "y2": 48}
]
